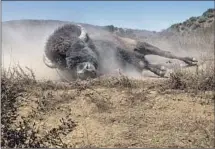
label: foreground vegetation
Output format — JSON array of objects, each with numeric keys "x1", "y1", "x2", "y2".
[{"x1": 1, "y1": 61, "x2": 214, "y2": 148}]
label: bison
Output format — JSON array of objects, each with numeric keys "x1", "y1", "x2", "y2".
[{"x1": 43, "y1": 24, "x2": 198, "y2": 80}]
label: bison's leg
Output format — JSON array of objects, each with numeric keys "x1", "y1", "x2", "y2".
[
  {"x1": 133, "y1": 51, "x2": 167, "y2": 77},
  {"x1": 146, "y1": 63, "x2": 167, "y2": 77},
  {"x1": 134, "y1": 41, "x2": 198, "y2": 66},
  {"x1": 138, "y1": 61, "x2": 167, "y2": 77},
  {"x1": 135, "y1": 60, "x2": 167, "y2": 77},
  {"x1": 117, "y1": 48, "x2": 167, "y2": 77}
]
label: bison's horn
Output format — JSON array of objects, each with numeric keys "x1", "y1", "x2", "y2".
[
  {"x1": 77, "y1": 24, "x2": 88, "y2": 42},
  {"x1": 43, "y1": 54, "x2": 57, "y2": 68}
]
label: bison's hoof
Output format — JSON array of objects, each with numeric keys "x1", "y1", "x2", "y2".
[
  {"x1": 192, "y1": 57, "x2": 197, "y2": 61},
  {"x1": 159, "y1": 70, "x2": 167, "y2": 78},
  {"x1": 160, "y1": 65, "x2": 166, "y2": 71},
  {"x1": 184, "y1": 57, "x2": 198, "y2": 66},
  {"x1": 166, "y1": 60, "x2": 172, "y2": 64},
  {"x1": 164, "y1": 69, "x2": 174, "y2": 78}
]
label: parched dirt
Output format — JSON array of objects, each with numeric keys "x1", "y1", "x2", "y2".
[{"x1": 13, "y1": 78, "x2": 214, "y2": 148}]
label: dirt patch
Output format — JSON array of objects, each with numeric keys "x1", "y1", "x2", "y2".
[{"x1": 2, "y1": 74, "x2": 214, "y2": 148}]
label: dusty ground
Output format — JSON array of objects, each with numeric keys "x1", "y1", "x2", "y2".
[{"x1": 9, "y1": 77, "x2": 214, "y2": 148}]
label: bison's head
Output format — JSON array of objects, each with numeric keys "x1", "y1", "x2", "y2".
[{"x1": 43, "y1": 24, "x2": 99, "y2": 80}]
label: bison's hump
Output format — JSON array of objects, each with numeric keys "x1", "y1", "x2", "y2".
[{"x1": 45, "y1": 24, "x2": 82, "y2": 55}]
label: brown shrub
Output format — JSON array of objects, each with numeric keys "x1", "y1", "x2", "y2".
[
  {"x1": 167, "y1": 60, "x2": 214, "y2": 91},
  {"x1": 1, "y1": 66, "x2": 76, "y2": 148}
]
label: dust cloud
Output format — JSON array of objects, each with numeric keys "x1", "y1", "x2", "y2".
[
  {"x1": 1, "y1": 21, "x2": 142, "y2": 81},
  {"x1": 85, "y1": 26, "x2": 143, "y2": 79},
  {"x1": 2, "y1": 22, "x2": 64, "y2": 81},
  {"x1": 2, "y1": 20, "x2": 209, "y2": 81}
]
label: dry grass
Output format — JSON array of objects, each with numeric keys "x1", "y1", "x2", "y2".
[
  {"x1": 167, "y1": 59, "x2": 214, "y2": 91},
  {"x1": 1, "y1": 64, "x2": 214, "y2": 148},
  {"x1": 1, "y1": 66, "x2": 77, "y2": 148}
]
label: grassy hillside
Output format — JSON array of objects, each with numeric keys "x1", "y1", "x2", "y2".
[
  {"x1": 103, "y1": 25, "x2": 158, "y2": 39},
  {"x1": 165, "y1": 8, "x2": 214, "y2": 34}
]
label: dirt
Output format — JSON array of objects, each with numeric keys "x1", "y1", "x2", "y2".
[{"x1": 13, "y1": 78, "x2": 214, "y2": 148}]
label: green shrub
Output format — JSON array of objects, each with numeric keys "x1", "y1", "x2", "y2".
[
  {"x1": 105, "y1": 25, "x2": 115, "y2": 32},
  {"x1": 198, "y1": 17, "x2": 206, "y2": 23},
  {"x1": 192, "y1": 23, "x2": 201, "y2": 30},
  {"x1": 203, "y1": 8, "x2": 215, "y2": 18},
  {"x1": 189, "y1": 17, "x2": 197, "y2": 22}
]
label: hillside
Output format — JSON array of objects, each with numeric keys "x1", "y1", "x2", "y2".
[
  {"x1": 163, "y1": 8, "x2": 214, "y2": 35},
  {"x1": 103, "y1": 25, "x2": 158, "y2": 39},
  {"x1": 101, "y1": 9, "x2": 215, "y2": 39}
]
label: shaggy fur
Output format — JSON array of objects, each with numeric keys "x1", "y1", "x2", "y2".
[{"x1": 45, "y1": 24, "x2": 99, "y2": 71}]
